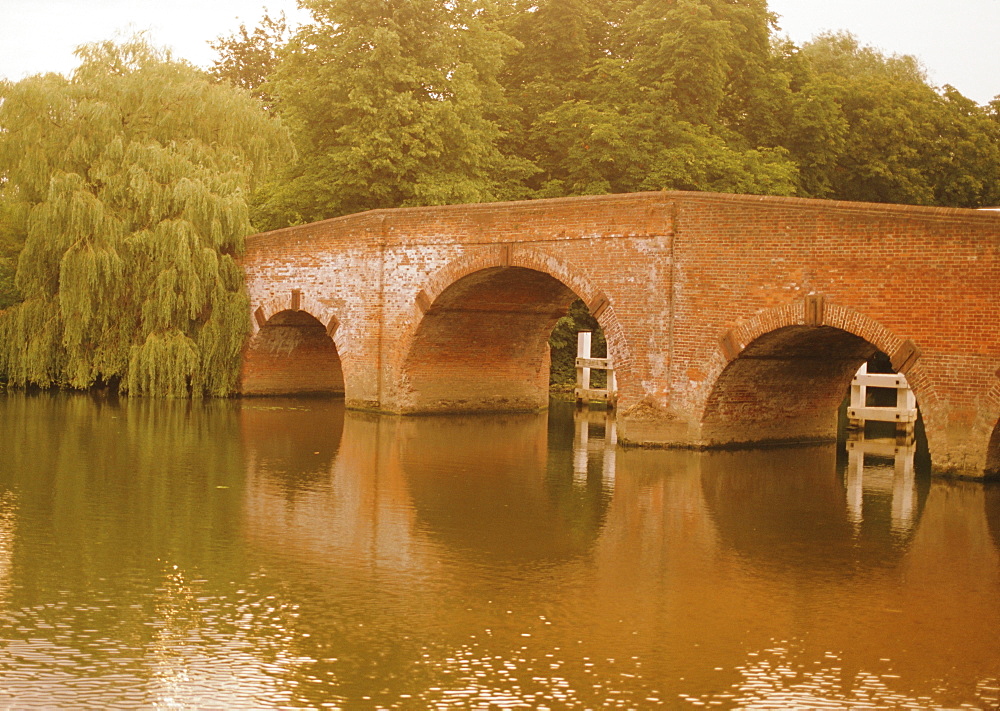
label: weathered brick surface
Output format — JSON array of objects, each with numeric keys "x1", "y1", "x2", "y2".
[{"x1": 239, "y1": 191, "x2": 1000, "y2": 477}]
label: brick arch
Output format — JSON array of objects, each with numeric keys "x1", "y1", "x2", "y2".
[
  {"x1": 415, "y1": 244, "x2": 631, "y2": 368},
  {"x1": 396, "y1": 245, "x2": 631, "y2": 413},
  {"x1": 249, "y1": 292, "x2": 345, "y2": 355},
  {"x1": 242, "y1": 291, "x2": 346, "y2": 397},
  {"x1": 698, "y1": 300, "x2": 924, "y2": 447},
  {"x1": 717, "y1": 301, "x2": 904, "y2": 368}
]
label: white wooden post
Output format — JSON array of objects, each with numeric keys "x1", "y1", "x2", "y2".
[
  {"x1": 849, "y1": 362, "x2": 868, "y2": 429},
  {"x1": 897, "y1": 384, "x2": 917, "y2": 436},
  {"x1": 847, "y1": 363, "x2": 917, "y2": 432}
]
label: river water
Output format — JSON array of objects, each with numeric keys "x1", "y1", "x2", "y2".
[{"x1": 0, "y1": 393, "x2": 997, "y2": 709}]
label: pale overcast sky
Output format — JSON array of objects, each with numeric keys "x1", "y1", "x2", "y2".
[{"x1": 1, "y1": 0, "x2": 998, "y2": 104}]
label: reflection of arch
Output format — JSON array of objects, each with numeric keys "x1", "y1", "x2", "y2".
[
  {"x1": 397, "y1": 412, "x2": 608, "y2": 563},
  {"x1": 700, "y1": 446, "x2": 927, "y2": 574},
  {"x1": 241, "y1": 309, "x2": 345, "y2": 396},
  {"x1": 987, "y1": 485, "x2": 1000, "y2": 552},
  {"x1": 702, "y1": 302, "x2": 921, "y2": 447},
  {"x1": 398, "y1": 247, "x2": 631, "y2": 413},
  {"x1": 240, "y1": 398, "x2": 345, "y2": 488}
]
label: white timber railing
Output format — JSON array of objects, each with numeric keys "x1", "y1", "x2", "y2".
[
  {"x1": 847, "y1": 362, "x2": 917, "y2": 432},
  {"x1": 575, "y1": 331, "x2": 617, "y2": 408}
]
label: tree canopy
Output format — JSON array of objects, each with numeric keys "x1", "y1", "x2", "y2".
[
  {"x1": 215, "y1": 1, "x2": 999, "y2": 233},
  {"x1": 0, "y1": 38, "x2": 293, "y2": 395},
  {"x1": 251, "y1": 0, "x2": 534, "y2": 227}
]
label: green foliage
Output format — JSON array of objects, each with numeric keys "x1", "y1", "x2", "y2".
[
  {"x1": 206, "y1": 1, "x2": 1000, "y2": 224},
  {"x1": 501, "y1": 0, "x2": 800, "y2": 199},
  {"x1": 788, "y1": 33, "x2": 1000, "y2": 207},
  {"x1": 253, "y1": 0, "x2": 534, "y2": 227},
  {"x1": 0, "y1": 188, "x2": 28, "y2": 311},
  {"x1": 209, "y1": 11, "x2": 291, "y2": 110},
  {"x1": 0, "y1": 38, "x2": 293, "y2": 395}
]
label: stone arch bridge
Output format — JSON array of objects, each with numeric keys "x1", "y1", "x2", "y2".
[{"x1": 238, "y1": 191, "x2": 1000, "y2": 479}]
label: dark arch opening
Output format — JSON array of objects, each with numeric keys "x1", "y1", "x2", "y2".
[
  {"x1": 702, "y1": 325, "x2": 882, "y2": 446},
  {"x1": 240, "y1": 310, "x2": 344, "y2": 396},
  {"x1": 401, "y1": 266, "x2": 584, "y2": 413},
  {"x1": 986, "y1": 420, "x2": 1000, "y2": 476}
]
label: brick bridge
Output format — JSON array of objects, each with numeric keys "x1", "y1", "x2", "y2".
[{"x1": 238, "y1": 191, "x2": 1000, "y2": 479}]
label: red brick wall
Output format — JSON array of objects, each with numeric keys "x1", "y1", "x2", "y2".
[{"x1": 239, "y1": 191, "x2": 1000, "y2": 477}]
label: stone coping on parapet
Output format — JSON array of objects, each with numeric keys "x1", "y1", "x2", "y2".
[{"x1": 244, "y1": 190, "x2": 1000, "y2": 250}]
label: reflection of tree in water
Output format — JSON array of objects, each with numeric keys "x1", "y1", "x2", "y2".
[
  {"x1": 400, "y1": 406, "x2": 610, "y2": 566},
  {"x1": 0, "y1": 392, "x2": 248, "y2": 575},
  {"x1": 0, "y1": 392, "x2": 250, "y2": 662},
  {"x1": 238, "y1": 398, "x2": 344, "y2": 500},
  {"x1": 700, "y1": 444, "x2": 929, "y2": 576}
]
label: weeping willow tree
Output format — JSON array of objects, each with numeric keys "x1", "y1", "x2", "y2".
[{"x1": 0, "y1": 38, "x2": 292, "y2": 396}]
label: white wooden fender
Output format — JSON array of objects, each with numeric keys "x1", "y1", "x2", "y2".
[
  {"x1": 575, "y1": 331, "x2": 618, "y2": 408},
  {"x1": 848, "y1": 363, "x2": 918, "y2": 429}
]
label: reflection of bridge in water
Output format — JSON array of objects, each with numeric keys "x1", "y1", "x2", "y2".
[{"x1": 229, "y1": 399, "x2": 1000, "y2": 706}]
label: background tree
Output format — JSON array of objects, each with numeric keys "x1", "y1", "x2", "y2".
[
  {"x1": 208, "y1": 11, "x2": 291, "y2": 110},
  {"x1": 499, "y1": 0, "x2": 800, "y2": 198},
  {"x1": 0, "y1": 38, "x2": 292, "y2": 395},
  {"x1": 785, "y1": 32, "x2": 1000, "y2": 207},
  {"x1": 252, "y1": 0, "x2": 534, "y2": 228}
]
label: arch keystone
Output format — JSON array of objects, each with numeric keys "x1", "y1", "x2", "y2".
[
  {"x1": 588, "y1": 294, "x2": 610, "y2": 320},
  {"x1": 804, "y1": 294, "x2": 825, "y2": 326},
  {"x1": 891, "y1": 339, "x2": 922, "y2": 374},
  {"x1": 719, "y1": 330, "x2": 742, "y2": 362}
]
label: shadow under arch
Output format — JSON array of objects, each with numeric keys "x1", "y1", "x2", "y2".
[
  {"x1": 703, "y1": 325, "x2": 877, "y2": 445},
  {"x1": 398, "y1": 249, "x2": 629, "y2": 413},
  {"x1": 701, "y1": 301, "x2": 924, "y2": 448},
  {"x1": 986, "y1": 406, "x2": 1000, "y2": 476},
  {"x1": 241, "y1": 309, "x2": 345, "y2": 396}
]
